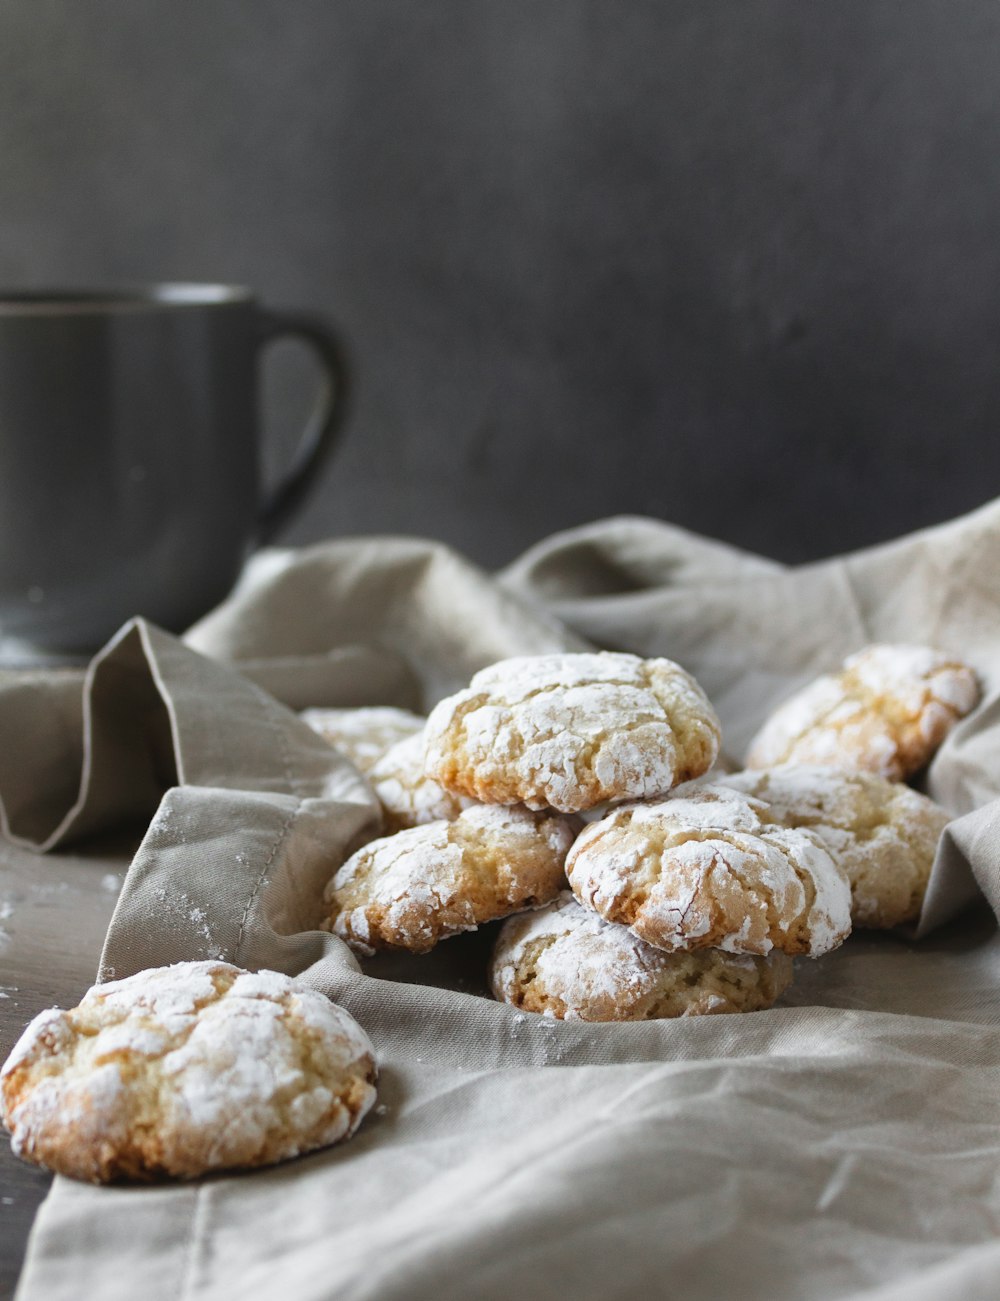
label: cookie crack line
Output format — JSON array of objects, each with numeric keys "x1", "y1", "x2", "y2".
[
  {"x1": 512, "y1": 709, "x2": 682, "y2": 755},
  {"x1": 506, "y1": 933, "x2": 562, "y2": 1000},
  {"x1": 753, "y1": 832, "x2": 818, "y2": 949},
  {"x1": 699, "y1": 839, "x2": 785, "y2": 949}
]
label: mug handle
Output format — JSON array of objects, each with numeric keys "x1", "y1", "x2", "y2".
[{"x1": 254, "y1": 308, "x2": 350, "y2": 544}]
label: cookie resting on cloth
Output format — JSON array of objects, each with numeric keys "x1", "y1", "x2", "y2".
[
  {"x1": 713, "y1": 765, "x2": 950, "y2": 929},
  {"x1": 566, "y1": 783, "x2": 852, "y2": 957},
  {"x1": 745, "y1": 644, "x2": 979, "y2": 780},
  {"x1": 422, "y1": 651, "x2": 721, "y2": 813},
  {"x1": 0, "y1": 962, "x2": 377, "y2": 1184},
  {"x1": 370, "y1": 731, "x2": 478, "y2": 832},
  {"x1": 323, "y1": 803, "x2": 575, "y2": 955},
  {"x1": 299, "y1": 706, "x2": 425, "y2": 774},
  {"x1": 490, "y1": 892, "x2": 794, "y2": 1021}
]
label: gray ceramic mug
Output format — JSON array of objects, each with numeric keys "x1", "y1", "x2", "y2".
[{"x1": 0, "y1": 284, "x2": 348, "y2": 660}]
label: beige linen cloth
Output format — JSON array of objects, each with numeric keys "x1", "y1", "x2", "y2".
[{"x1": 6, "y1": 502, "x2": 1000, "y2": 1300}]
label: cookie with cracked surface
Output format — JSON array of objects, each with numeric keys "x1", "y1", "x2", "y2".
[
  {"x1": 423, "y1": 652, "x2": 721, "y2": 814},
  {"x1": 299, "y1": 706, "x2": 424, "y2": 773},
  {"x1": 566, "y1": 783, "x2": 852, "y2": 957},
  {"x1": 745, "y1": 645, "x2": 979, "y2": 780},
  {"x1": 712, "y1": 765, "x2": 950, "y2": 929},
  {"x1": 370, "y1": 731, "x2": 478, "y2": 832},
  {"x1": 324, "y1": 803, "x2": 575, "y2": 955},
  {"x1": 491, "y1": 892, "x2": 794, "y2": 1021},
  {"x1": 0, "y1": 961, "x2": 377, "y2": 1183}
]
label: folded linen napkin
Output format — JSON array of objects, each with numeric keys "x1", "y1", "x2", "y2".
[{"x1": 7, "y1": 507, "x2": 1000, "y2": 1301}]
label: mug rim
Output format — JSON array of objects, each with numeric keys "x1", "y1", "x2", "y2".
[{"x1": 0, "y1": 283, "x2": 255, "y2": 314}]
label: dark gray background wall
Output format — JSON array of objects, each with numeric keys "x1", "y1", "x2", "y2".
[{"x1": 2, "y1": 1, "x2": 999, "y2": 568}]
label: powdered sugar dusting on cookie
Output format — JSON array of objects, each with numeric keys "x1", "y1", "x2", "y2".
[
  {"x1": 0, "y1": 961, "x2": 377, "y2": 1182},
  {"x1": 424, "y1": 652, "x2": 721, "y2": 813},
  {"x1": 329, "y1": 822, "x2": 467, "y2": 953},
  {"x1": 746, "y1": 644, "x2": 979, "y2": 780},
  {"x1": 491, "y1": 892, "x2": 794, "y2": 1020},
  {"x1": 712, "y1": 764, "x2": 950, "y2": 929},
  {"x1": 324, "y1": 803, "x2": 574, "y2": 955},
  {"x1": 370, "y1": 731, "x2": 476, "y2": 830},
  {"x1": 566, "y1": 783, "x2": 851, "y2": 957}
]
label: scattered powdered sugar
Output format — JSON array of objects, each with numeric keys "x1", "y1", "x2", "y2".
[{"x1": 151, "y1": 887, "x2": 225, "y2": 961}]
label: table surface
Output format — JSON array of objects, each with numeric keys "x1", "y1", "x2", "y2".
[{"x1": 0, "y1": 833, "x2": 130, "y2": 1299}]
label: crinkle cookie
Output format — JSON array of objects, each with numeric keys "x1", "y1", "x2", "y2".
[
  {"x1": 423, "y1": 652, "x2": 721, "y2": 813},
  {"x1": 299, "y1": 706, "x2": 424, "y2": 773},
  {"x1": 491, "y1": 892, "x2": 794, "y2": 1021},
  {"x1": 566, "y1": 783, "x2": 852, "y2": 957},
  {"x1": 324, "y1": 804, "x2": 575, "y2": 955},
  {"x1": 712, "y1": 765, "x2": 950, "y2": 929},
  {"x1": 0, "y1": 961, "x2": 377, "y2": 1183},
  {"x1": 745, "y1": 644, "x2": 979, "y2": 780},
  {"x1": 370, "y1": 732, "x2": 478, "y2": 832}
]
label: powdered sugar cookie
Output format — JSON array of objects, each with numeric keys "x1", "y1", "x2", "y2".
[
  {"x1": 745, "y1": 645, "x2": 979, "y2": 780},
  {"x1": 566, "y1": 783, "x2": 851, "y2": 957},
  {"x1": 713, "y1": 765, "x2": 949, "y2": 929},
  {"x1": 299, "y1": 706, "x2": 424, "y2": 773},
  {"x1": 324, "y1": 804, "x2": 575, "y2": 955},
  {"x1": 370, "y1": 732, "x2": 478, "y2": 832},
  {"x1": 0, "y1": 961, "x2": 377, "y2": 1183},
  {"x1": 424, "y1": 652, "x2": 721, "y2": 813},
  {"x1": 491, "y1": 892, "x2": 794, "y2": 1021}
]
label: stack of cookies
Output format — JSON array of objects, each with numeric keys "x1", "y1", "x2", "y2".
[
  {"x1": 0, "y1": 642, "x2": 979, "y2": 1188},
  {"x1": 317, "y1": 645, "x2": 978, "y2": 1022}
]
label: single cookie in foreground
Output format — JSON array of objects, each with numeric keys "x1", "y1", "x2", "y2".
[
  {"x1": 711, "y1": 765, "x2": 950, "y2": 929},
  {"x1": 745, "y1": 645, "x2": 979, "y2": 780},
  {"x1": 370, "y1": 731, "x2": 478, "y2": 832},
  {"x1": 566, "y1": 783, "x2": 852, "y2": 957},
  {"x1": 299, "y1": 706, "x2": 424, "y2": 773},
  {"x1": 0, "y1": 961, "x2": 377, "y2": 1184},
  {"x1": 423, "y1": 651, "x2": 721, "y2": 813},
  {"x1": 324, "y1": 804, "x2": 575, "y2": 955},
  {"x1": 491, "y1": 892, "x2": 794, "y2": 1021}
]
